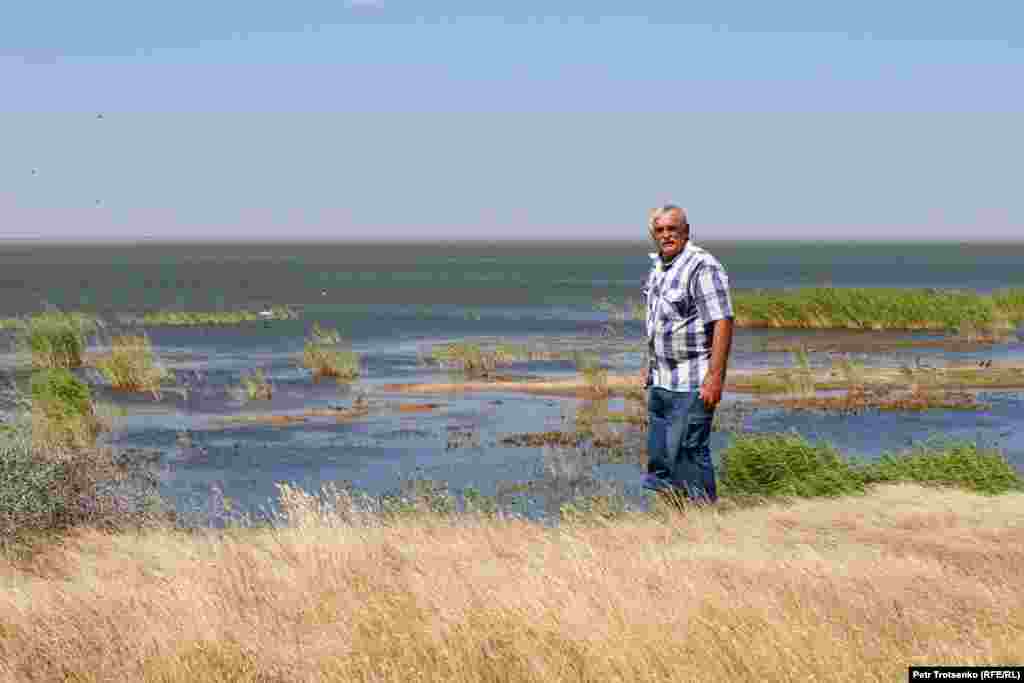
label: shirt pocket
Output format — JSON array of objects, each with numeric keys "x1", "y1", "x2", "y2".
[{"x1": 659, "y1": 283, "x2": 694, "y2": 322}]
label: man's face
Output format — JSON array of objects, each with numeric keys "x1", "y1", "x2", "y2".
[{"x1": 653, "y1": 211, "x2": 688, "y2": 261}]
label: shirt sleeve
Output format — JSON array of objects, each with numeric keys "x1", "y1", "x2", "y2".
[{"x1": 691, "y1": 262, "x2": 734, "y2": 323}]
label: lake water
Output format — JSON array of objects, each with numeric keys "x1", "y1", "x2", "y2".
[{"x1": 2, "y1": 240, "x2": 1023, "y2": 524}]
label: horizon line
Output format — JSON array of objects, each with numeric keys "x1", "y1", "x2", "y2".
[{"x1": 2, "y1": 238, "x2": 1023, "y2": 246}]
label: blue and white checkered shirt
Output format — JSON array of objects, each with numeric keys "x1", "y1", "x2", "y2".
[{"x1": 642, "y1": 241, "x2": 734, "y2": 391}]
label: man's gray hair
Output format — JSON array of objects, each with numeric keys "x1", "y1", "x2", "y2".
[{"x1": 647, "y1": 204, "x2": 690, "y2": 246}]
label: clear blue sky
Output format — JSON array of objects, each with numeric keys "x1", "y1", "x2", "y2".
[{"x1": 2, "y1": 1, "x2": 1022, "y2": 241}]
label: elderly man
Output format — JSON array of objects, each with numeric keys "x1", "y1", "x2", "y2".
[{"x1": 640, "y1": 205, "x2": 734, "y2": 505}]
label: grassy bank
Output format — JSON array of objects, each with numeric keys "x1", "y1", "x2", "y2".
[
  {"x1": 730, "y1": 287, "x2": 1024, "y2": 331},
  {"x1": 1, "y1": 478, "x2": 1021, "y2": 681}
]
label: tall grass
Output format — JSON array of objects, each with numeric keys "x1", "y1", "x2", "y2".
[
  {"x1": 22, "y1": 311, "x2": 100, "y2": 369},
  {"x1": 93, "y1": 334, "x2": 170, "y2": 398},
  {"x1": 1, "y1": 473, "x2": 1022, "y2": 680},
  {"x1": 733, "y1": 287, "x2": 1024, "y2": 331}
]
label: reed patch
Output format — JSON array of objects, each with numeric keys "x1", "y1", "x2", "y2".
[
  {"x1": 301, "y1": 323, "x2": 360, "y2": 382},
  {"x1": 92, "y1": 334, "x2": 170, "y2": 398},
  {"x1": 733, "y1": 287, "x2": 1024, "y2": 331},
  {"x1": 136, "y1": 305, "x2": 299, "y2": 326},
  {"x1": 22, "y1": 311, "x2": 100, "y2": 369}
]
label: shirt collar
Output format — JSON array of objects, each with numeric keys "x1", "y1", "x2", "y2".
[{"x1": 649, "y1": 241, "x2": 693, "y2": 272}]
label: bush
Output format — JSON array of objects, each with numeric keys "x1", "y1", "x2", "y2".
[
  {"x1": 0, "y1": 416, "x2": 169, "y2": 555},
  {"x1": 30, "y1": 368, "x2": 103, "y2": 451}
]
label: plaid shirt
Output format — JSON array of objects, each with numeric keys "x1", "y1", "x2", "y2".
[{"x1": 642, "y1": 241, "x2": 734, "y2": 391}]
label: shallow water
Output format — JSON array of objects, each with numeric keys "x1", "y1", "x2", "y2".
[
  {"x1": 55, "y1": 320, "x2": 1017, "y2": 525},
  {"x1": 4, "y1": 241, "x2": 1023, "y2": 524}
]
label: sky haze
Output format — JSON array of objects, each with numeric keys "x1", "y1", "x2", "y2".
[{"x1": 2, "y1": 2, "x2": 1022, "y2": 242}]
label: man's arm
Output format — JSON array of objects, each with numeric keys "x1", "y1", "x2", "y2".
[{"x1": 700, "y1": 317, "x2": 734, "y2": 409}]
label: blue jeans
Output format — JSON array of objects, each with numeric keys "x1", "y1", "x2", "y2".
[{"x1": 644, "y1": 387, "x2": 718, "y2": 504}]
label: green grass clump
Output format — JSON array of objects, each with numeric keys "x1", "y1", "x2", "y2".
[
  {"x1": 310, "y1": 321, "x2": 342, "y2": 344},
  {"x1": 23, "y1": 312, "x2": 100, "y2": 369},
  {"x1": 302, "y1": 324, "x2": 359, "y2": 382},
  {"x1": 239, "y1": 369, "x2": 273, "y2": 400},
  {"x1": 29, "y1": 368, "x2": 103, "y2": 451},
  {"x1": 863, "y1": 439, "x2": 1024, "y2": 496},
  {"x1": 992, "y1": 287, "x2": 1024, "y2": 324},
  {"x1": 732, "y1": 287, "x2": 1015, "y2": 332},
  {"x1": 94, "y1": 334, "x2": 170, "y2": 397},
  {"x1": 719, "y1": 432, "x2": 1024, "y2": 504},
  {"x1": 139, "y1": 306, "x2": 298, "y2": 326},
  {"x1": 719, "y1": 432, "x2": 869, "y2": 501},
  {"x1": 302, "y1": 344, "x2": 360, "y2": 382}
]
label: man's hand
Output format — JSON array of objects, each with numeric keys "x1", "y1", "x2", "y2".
[
  {"x1": 701, "y1": 318, "x2": 734, "y2": 410},
  {"x1": 700, "y1": 372, "x2": 724, "y2": 409},
  {"x1": 639, "y1": 365, "x2": 650, "y2": 388}
]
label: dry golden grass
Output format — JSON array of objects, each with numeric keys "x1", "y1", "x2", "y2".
[{"x1": 1, "y1": 483, "x2": 1022, "y2": 681}]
